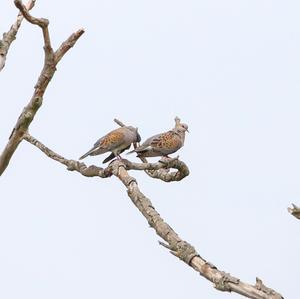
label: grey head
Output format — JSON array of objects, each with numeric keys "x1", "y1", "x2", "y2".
[
  {"x1": 174, "y1": 116, "x2": 188, "y2": 132},
  {"x1": 125, "y1": 126, "x2": 141, "y2": 143},
  {"x1": 174, "y1": 122, "x2": 189, "y2": 133},
  {"x1": 127, "y1": 117, "x2": 188, "y2": 158},
  {"x1": 172, "y1": 116, "x2": 189, "y2": 144}
]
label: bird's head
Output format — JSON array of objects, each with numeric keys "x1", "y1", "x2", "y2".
[
  {"x1": 178, "y1": 123, "x2": 189, "y2": 132},
  {"x1": 174, "y1": 116, "x2": 189, "y2": 133},
  {"x1": 127, "y1": 126, "x2": 141, "y2": 142}
]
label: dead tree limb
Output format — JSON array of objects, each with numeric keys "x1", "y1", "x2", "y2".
[
  {"x1": 22, "y1": 133, "x2": 188, "y2": 181},
  {"x1": 0, "y1": 0, "x2": 84, "y2": 176},
  {"x1": 288, "y1": 203, "x2": 300, "y2": 220},
  {"x1": 23, "y1": 132, "x2": 283, "y2": 299},
  {"x1": 0, "y1": 0, "x2": 35, "y2": 71},
  {"x1": 2, "y1": 3, "x2": 284, "y2": 298}
]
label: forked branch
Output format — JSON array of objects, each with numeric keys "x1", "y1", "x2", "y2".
[
  {"x1": 1, "y1": 3, "x2": 284, "y2": 298},
  {"x1": 0, "y1": 0, "x2": 35, "y2": 71},
  {"x1": 0, "y1": 1, "x2": 84, "y2": 176},
  {"x1": 23, "y1": 132, "x2": 283, "y2": 299}
]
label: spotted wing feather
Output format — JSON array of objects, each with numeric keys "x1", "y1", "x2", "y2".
[
  {"x1": 79, "y1": 129, "x2": 125, "y2": 160},
  {"x1": 132, "y1": 131, "x2": 182, "y2": 157}
]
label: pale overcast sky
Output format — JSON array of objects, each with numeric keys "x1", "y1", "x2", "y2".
[{"x1": 1, "y1": 1, "x2": 300, "y2": 298}]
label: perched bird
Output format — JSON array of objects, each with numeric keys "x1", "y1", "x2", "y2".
[
  {"x1": 79, "y1": 126, "x2": 141, "y2": 163},
  {"x1": 128, "y1": 117, "x2": 188, "y2": 158}
]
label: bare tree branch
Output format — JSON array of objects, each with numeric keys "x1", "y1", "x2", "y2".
[
  {"x1": 288, "y1": 203, "x2": 300, "y2": 220},
  {"x1": 113, "y1": 165, "x2": 283, "y2": 299},
  {"x1": 23, "y1": 133, "x2": 112, "y2": 178},
  {"x1": 0, "y1": 0, "x2": 35, "y2": 71},
  {"x1": 14, "y1": 0, "x2": 53, "y2": 56},
  {"x1": 0, "y1": 1, "x2": 84, "y2": 176},
  {"x1": 23, "y1": 133, "x2": 188, "y2": 181},
  {"x1": 54, "y1": 31, "x2": 85, "y2": 64},
  {"x1": 23, "y1": 132, "x2": 283, "y2": 299},
  {"x1": 1, "y1": 3, "x2": 284, "y2": 298}
]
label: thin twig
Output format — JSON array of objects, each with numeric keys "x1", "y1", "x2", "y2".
[
  {"x1": 114, "y1": 118, "x2": 126, "y2": 127},
  {"x1": 0, "y1": 0, "x2": 36, "y2": 71},
  {"x1": 14, "y1": 0, "x2": 53, "y2": 56},
  {"x1": 288, "y1": 203, "x2": 300, "y2": 220},
  {"x1": 23, "y1": 133, "x2": 112, "y2": 178},
  {"x1": 54, "y1": 29, "x2": 85, "y2": 64}
]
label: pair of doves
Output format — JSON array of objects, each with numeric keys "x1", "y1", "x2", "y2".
[{"x1": 79, "y1": 117, "x2": 189, "y2": 164}]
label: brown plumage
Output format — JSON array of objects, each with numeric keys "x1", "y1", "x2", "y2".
[
  {"x1": 79, "y1": 126, "x2": 141, "y2": 163},
  {"x1": 128, "y1": 117, "x2": 188, "y2": 158}
]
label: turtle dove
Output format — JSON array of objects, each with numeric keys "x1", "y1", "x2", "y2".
[
  {"x1": 79, "y1": 126, "x2": 141, "y2": 163},
  {"x1": 128, "y1": 117, "x2": 188, "y2": 158}
]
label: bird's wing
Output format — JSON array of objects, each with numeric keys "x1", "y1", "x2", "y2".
[
  {"x1": 128, "y1": 130, "x2": 182, "y2": 156},
  {"x1": 149, "y1": 130, "x2": 182, "y2": 154},
  {"x1": 96, "y1": 129, "x2": 126, "y2": 151},
  {"x1": 79, "y1": 128, "x2": 126, "y2": 160},
  {"x1": 130, "y1": 133, "x2": 162, "y2": 153}
]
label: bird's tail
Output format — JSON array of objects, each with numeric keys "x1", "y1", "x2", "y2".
[
  {"x1": 79, "y1": 153, "x2": 89, "y2": 160},
  {"x1": 79, "y1": 148, "x2": 96, "y2": 160},
  {"x1": 126, "y1": 149, "x2": 136, "y2": 155},
  {"x1": 102, "y1": 152, "x2": 115, "y2": 163}
]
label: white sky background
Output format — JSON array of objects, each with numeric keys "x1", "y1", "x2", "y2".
[{"x1": 1, "y1": 0, "x2": 300, "y2": 298}]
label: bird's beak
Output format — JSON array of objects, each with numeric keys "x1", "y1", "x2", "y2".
[{"x1": 186, "y1": 128, "x2": 189, "y2": 133}]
